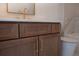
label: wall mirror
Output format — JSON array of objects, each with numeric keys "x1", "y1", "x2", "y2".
[{"x1": 7, "y1": 3, "x2": 35, "y2": 15}]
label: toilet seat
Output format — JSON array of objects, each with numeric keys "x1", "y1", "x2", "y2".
[
  {"x1": 61, "y1": 37, "x2": 78, "y2": 56},
  {"x1": 64, "y1": 33, "x2": 79, "y2": 39},
  {"x1": 61, "y1": 37, "x2": 78, "y2": 43}
]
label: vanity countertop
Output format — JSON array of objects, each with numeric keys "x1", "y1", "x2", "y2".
[{"x1": 0, "y1": 18, "x2": 61, "y2": 23}]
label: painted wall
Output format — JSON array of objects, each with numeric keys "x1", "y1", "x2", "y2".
[
  {"x1": 0, "y1": 3, "x2": 24, "y2": 19},
  {"x1": 0, "y1": 3, "x2": 64, "y2": 20},
  {"x1": 63, "y1": 3, "x2": 78, "y2": 35},
  {"x1": 74, "y1": 4, "x2": 79, "y2": 17},
  {"x1": 63, "y1": 3, "x2": 79, "y2": 34},
  {"x1": 74, "y1": 4, "x2": 79, "y2": 33},
  {"x1": 0, "y1": 3, "x2": 64, "y2": 24}
]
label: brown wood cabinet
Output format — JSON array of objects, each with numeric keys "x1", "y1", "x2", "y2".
[
  {"x1": 39, "y1": 34, "x2": 60, "y2": 56},
  {"x1": 20, "y1": 23, "x2": 51, "y2": 37},
  {"x1": 0, "y1": 22, "x2": 61, "y2": 56},
  {"x1": 0, "y1": 23, "x2": 18, "y2": 40},
  {"x1": 0, "y1": 37, "x2": 38, "y2": 56},
  {"x1": 52, "y1": 23, "x2": 61, "y2": 33}
]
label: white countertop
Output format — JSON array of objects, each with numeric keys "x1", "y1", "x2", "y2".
[{"x1": 0, "y1": 18, "x2": 60, "y2": 23}]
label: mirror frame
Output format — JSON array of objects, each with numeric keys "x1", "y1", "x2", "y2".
[{"x1": 6, "y1": 3, "x2": 35, "y2": 15}]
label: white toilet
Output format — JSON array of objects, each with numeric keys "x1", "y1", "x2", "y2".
[
  {"x1": 65, "y1": 33, "x2": 79, "y2": 39},
  {"x1": 61, "y1": 17, "x2": 79, "y2": 56},
  {"x1": 61, "y1": 35, "x2": 79, "y2": 56}
]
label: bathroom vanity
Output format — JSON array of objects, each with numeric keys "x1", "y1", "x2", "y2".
[{"x1": 0, "y1": 20, "x2": 61, "y2": 56}]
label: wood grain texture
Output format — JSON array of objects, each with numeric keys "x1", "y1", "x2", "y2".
[
  {"x1": 52, "y1": 23, "x2": 61, "y2": 33},
  {"x1": 0, "y1": 22, "x2": 61, "y2": 56},
  {"x1": 0, "y1": 23, "x2": 18, "y2": 40},
  {"x1": 20, "y1": 23, "x2": 51, "y2": 37},
  {"x1": 0, "y1": 37, "x2": 38, "y2": 56},
  {"x1": 39, "y1": 34, "x2": 60, "y2": 56}
]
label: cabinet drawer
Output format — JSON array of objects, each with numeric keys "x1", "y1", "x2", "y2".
[
  {"x1": 52, "y1": 23, "x2": 61, "y2": 33},
  {"x1": 0, "y1": 37, "x2": 38, "y2": 56},
  {"x1": 20, "y1": 23, "x2": 51, "y2": 37},
  {"x1": 0, "y1": 23, "x2": 18, "y2": 40}
]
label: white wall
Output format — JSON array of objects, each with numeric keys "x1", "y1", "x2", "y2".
[
  {"x1": 63, "y1": 3, "x2": 78, "y2": 35},
  {"x1": 0, "y1": 3, "x2": 64, "y2": 20},
  {"x1": 64, "y1": 3, "x2": 76, "y2": 20},
  {"x1": 34, "y1": 3, "x2": 64, "y2": 27},
  {"x1": 35, "y1": 3, "x2": 64, "y2": 20},
  {"x1": 74, "y1": 4, "x2": 79, "y2": 17},
  {"x1": 75, "y1": 19, "x2": 79, "y2": 33},
  {"x1": 73, "y1": 4, "x2": 79, "y2": 33},
  {"x1": 63, "y1": 3, "x2": 79, "y2": 34},
  {"x1": 0, "y1": 3, "x2": 23, "y2": 19},
  {"x1": 64, "y1": 3, "x2": 76, "y2": 28}
]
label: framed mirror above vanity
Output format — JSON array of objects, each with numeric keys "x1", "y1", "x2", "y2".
[{"x1": 7, "y1": 3, "x2": 35, "y2": 15}]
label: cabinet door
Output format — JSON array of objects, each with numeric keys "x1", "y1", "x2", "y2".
[
  {"x1": 52, "y1": 23, "x2": 61, "y2": 33},
  {"x1": 0, "y1": 23, "x2": 18, "y2": 40},
  {"x1": 0, "y1": 37, "x2": 38, "y2": 56},
  {"x1": 20, "y1": 23, "x2": 51, "y2": 37},
  {"x1": 39, "y1": 34, "x2": 60, "y2": 56}
]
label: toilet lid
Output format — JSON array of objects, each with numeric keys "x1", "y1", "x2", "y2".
[
  {"x1": 65, "y1": 33, "x2": 79, "y2": 39},
  {"x1": 61, "y1": 37, "x2": 79, "y2": 43}
]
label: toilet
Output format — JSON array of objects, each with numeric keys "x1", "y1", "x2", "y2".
[
  {"x1": 61, "y1": 36, "x2": 79, "y2": 56},
  {"x1": 65, "y1": 33, "x2": 79, "y2": 39},
  {"x1": 61, "y1": 17, "x2": 79, "y2": 56}
]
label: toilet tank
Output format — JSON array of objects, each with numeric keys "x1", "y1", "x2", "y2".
[
  {"x1": 64, "y1": 18, "x2": 75, "y2": 36},
  {"x1": 74, "y1": 17, "x2": 79, "y2": 33}
]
